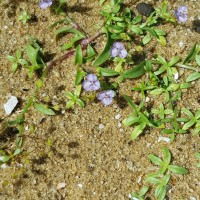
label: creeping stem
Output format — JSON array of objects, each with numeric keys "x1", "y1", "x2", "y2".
[{"x1": 44, "y1": 28, "x2": 104, "y2": 76}]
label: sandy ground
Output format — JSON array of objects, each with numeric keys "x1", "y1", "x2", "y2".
[{"x1": 0, "y1": 0, "x2": 199, "y2": 199}]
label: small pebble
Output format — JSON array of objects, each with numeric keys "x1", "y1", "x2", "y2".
[
  {"x1": 178, "y1": 41, "x2": 184, "y2": 47},
  {"x1": 115, "y1": 114, "x2": 121, "y2": 120},
  {"x1": 98, "y1": 124, "x2": 104, "y2": 129},
  {"x1": 136, "y1": 3, "x2": 155, "y2": 17},
  {"x1": 1, "y1": 164, "x2": 8, "y2": 169},
  {"x1": 190, "y1": 197, "x2": 197, "y2": 200},
  {"x1": 145, "y1": 96, "x2": 150, "y2": 102},
  {"x1": 158, "y1": 136, "x2": 170, "y2": 143},
  {"x1": 3, "y1": 96, "x2": 18, "y2": 115},
  {"x1": 174, "y1": 72, "x2": 179, "y2": 80},
  {"x1": 56, "y1": 182, "x2": 66, "y2": 190},
  {"x1": 77, "y1": 183, "x2": 83, "y2": 189}
]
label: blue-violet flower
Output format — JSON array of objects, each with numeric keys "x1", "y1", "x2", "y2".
[
  {"x1": 97, "y1": 90, "x2": 115, "y2": 106},
  {"x1": 174, "y1": 6, "x2": 188, "y2": 23},
  {"x1": 110, "y1": 42, "x2": 127, "y2": 58},
  {"x1": 82, "y1": 74, "x2": 100, "y2": 91},
  {"x1": 39, "y1": 0, "x2": 53, "y2": 9}
]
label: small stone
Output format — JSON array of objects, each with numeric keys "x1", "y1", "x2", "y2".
[
  {"x1": 56, "y1": 182, "x2": 65, "y2": 190},
  {"x1": 174, "y1": 72, "x2": 179, "y2": 80},
  {"x1": 25, "y1": 126, "x2": 29, "y2": 131},
  {"x1": 98, "y1": 124, "x2": 104, "y2": 129},
  {"x1": 115, "y1": 114, "x2": 121, "y2": 120},
  {"x1": 3, "y1": 96, "x2": 18, "y2": 115},
  {"x1": 1, "y1": 164, "x2": 8, "y2": 169},
  {"x1": 137, "y1": 176, "x2": 142, "y2": 183},
  {"x1": 145, "y1": 96, "x2": 150, "y2": 102},
  {"x1": 178, "y1": 41, "x2": 184, "y2": 47},
  {"x1": 118, "y1": 122, "x2": 122, "y2": 127},
  {"x1": 190, "y1": 197, "x2": 197, "y2": 200},
  {"x1": 158, "y1": 136, "x2": 170, "y2": 143},
  {"x1": 77, "y1": 183, "x2": 83, "y2": 189},
  {"x1": 136, "y1": 3, "x2": 155, "y2": 17},
  {"x1": 3, "y1": 25, "x2": 8, "y2": 29}
]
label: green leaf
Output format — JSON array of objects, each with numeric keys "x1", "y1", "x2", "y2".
[
  {"x1": 162, "y1": 147, "x2": 171, "y2": 164},
  {"x1": 61, "y1": 35, "x2": 84, "y2": 50},
  {"x1": 183, "y1": 44, "x2": 196, "y2": 64},
  {"x1": 182, "y1": 119, "x2": 196, "y2": 130},
  {"x1": 56, "y1": 27, "x2": 85, "y2": 39},
  {"x1": 74, "y1": 85, "x2": 82, "y2": 96},
  {"x1": 99, "y1": 68, "x2": 119, "y2": 76},
  {"x1": 75, "y1": 44, "x2": 83, "y2": 65},
  {"x1": 146, "y1": 175, "x2": 160, "y2": 184},
  {"x1": 2, "y1": 155, "x2": 11, "y2": 162},
  {"x1": 93, "y1": 29, "x2": 114, "y2": 67},
  {"x1": 142, "y1": 34, "x2": 151, "y2": 45},
  {"x1": 34, "y1": 103, "x2": 56, "y2": 115},
  {"x1": 196, "y1": 55, "x2": 200, "y2": 66},
  {"x1": 13, "y1": 149, "x2": 21, "y2": 156},
  {"x1": 122, "y1": 116, "x2": 140, "y2": 126},
  {"x1": 148, "y1": 154, "x2": 163, "y2": 166},
  {"x1": 75, "y1": 68, "x2": 85, "y2": 85},
  {"x1": 167, "y1": 165, "x2": 188, "y2": 174},
  {"x1": 25, "y1": 44, "x2": 39, "y2": 66},
  {"x1": 131, "y1": 125, "x2": 143, "y2": 140},
  {"x1": 66, "y1": 100, "x2": 74, "y2": 109},
  {"x1": 121, "y1": 61, "x2": 146, "y2": 79},
  {"x1": 138, "y1": 186, "x2": 149, "y2": 197},
  {"x1": 155, "y1": 185, "x2": 166, "y2": 200},
  {"x1": 168, "y1": 56, "x2": 180, "y2": 67},
  {"x1": 157, "y1": 55, "x2": 168, "y2": 67},
  {"x1": 76, "y1": 98, "x2": 84, "y2": 108},
  {"x1": 186, "y1": 72, "x2": 200, "y2": 82}
]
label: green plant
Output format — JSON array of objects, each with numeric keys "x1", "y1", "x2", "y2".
[
  {"x1": 18, "y1": 11, "x2": 31, "y2": 24},
  {"x1": 7, "y1": 49, "x2": 28, "y2": 72},
  {"x1": 66, "y1": 85, "x2": 85, "y2": 109},
  {"x1": 130, "y1": 186, "x2": 149, "y2": 200}
]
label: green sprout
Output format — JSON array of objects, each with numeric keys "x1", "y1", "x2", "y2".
[
  {"x1": 130, "y1": 186, "x2": 149, "y2": 200},
  {"x1": 146, "y1": 174, "x2": 170, "y2": 200},
  {"x1": 7, "y1": 49, "x2": 28, "y2": 72},
  {"x1": 180, "y1": 108, "x2": 200, "y2": 135},
  {"x1": 147, "y1": 147, "x2": 188, "y2": 175},
  {"x1": 122, "y1": 95, "x2": 158, "y2": 140},
  {"x1": 18, "y1": 11, "x2": 31, "y2": 24},
  {"x1": 146, "y1": 147, "x2": 188, "y2": 200},
  {"x1": 66, "y1": 85, "x2": 85, "y2": 109},
  {"x1": 196, "y1": 153, "x2": 200, "y2": 168},
  {"x1": 161, "y1": 107, "x2": 187, "y2": 141}
]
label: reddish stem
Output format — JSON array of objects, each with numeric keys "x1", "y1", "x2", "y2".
[{"x1": 44, "y1": 28, "x2": 104, "y2": 76}]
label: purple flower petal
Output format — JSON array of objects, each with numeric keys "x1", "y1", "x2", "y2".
[
  {"x1": 174, "y1": 6, "x2": 188, "y2": 23},
  {"x1": 97, "y1": 92, "x2": 106, "y2": 100},
  {"x1": 82, "y1": 80, "x2": 93, "y2": 91},
  {"x1": 119, "y1": 49, "x2": 128, "y2": 58},
  {"x1": 39, "y1": 0, "x2": 52, "y2": 9},
  {"x1": 101, "y1": 97, "x2": 113, "y2": 106},
  {"x1": 97, "y1": 90, "x2": 115, "y2": 106},
  {"x1": 86, "y1": 74, "x2": 97, "y2": 82},
  {"x1": 105, "y1": 90, "x2": 115, "y2": 98},
  {"x1": 111, "y1": 48, "x2": 118, "y2": 58},
  {"x1": 113, "y1": 42, "x2": 124, "y2": 50}
]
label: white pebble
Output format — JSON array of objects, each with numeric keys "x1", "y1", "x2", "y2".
[
  {"x1": 158, "y1": 136, "x2": 170, "y2": 143},
  {"x1": 145, "y1": 96, "x2": 150, "y2": 102},
  {"x1": 115, "y1": 114, "x2": 121, "y2": 120},
  {"x1": 1, "y1": 164, "x2": 8, "y2": 169},
  {"x1": 118, "y1": 122, "x2": 122, "y2": 127},
  {"x1": 137, "y1": 176, "x2": 142, "y2": 183},
  {"x1": 98, "y1": 124, "x2": 104, "y2": 129},
  {"x1": 56, "y1": 182, "x2": 66, "y2": 190},
  {"x1": 3, "y1": 25, "x2": 8, "y2": 29},
  {"x1": 77, "y1": 183, "x2": 83, "y2": 189},
  {"x1": 178, "y1": 41, "x2": 184, "y2": 47},
  {"x1": 3, "y1": 96, "x2": 18, "y2": 115},
  {"x1": 174, "y1": 72, "x2": 179, "y2": 80},
  {"x1": 190, "y1": 197, "x2": 196, "y2": 200},
  {"x1": 25, "y1": 125, "x2": 29, "y2": 131}
]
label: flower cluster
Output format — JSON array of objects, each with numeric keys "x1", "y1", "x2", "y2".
[
  {"x1": 82, "y1": 74, "x2": 115, "y2": 106},
  {"x1": 39, "y1": 0, "x2": 53, "y2": 9},
  {"x1": 174, "y1": 6, "x2": 188, "y2": 23}
]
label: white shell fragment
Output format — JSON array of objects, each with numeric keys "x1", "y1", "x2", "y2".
[
  {"x1": 3, "y1": 96, "x2": 18, "y2": 115},
  {"x1": 56, "y1": 182, "x2": 66, "y2": 190},
  {"x1": 174, "y1": 72, "x2": 179, "y2": 80},
  {"x1": 158, "y1": 136, "x2": 170, "y2": 143}
]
